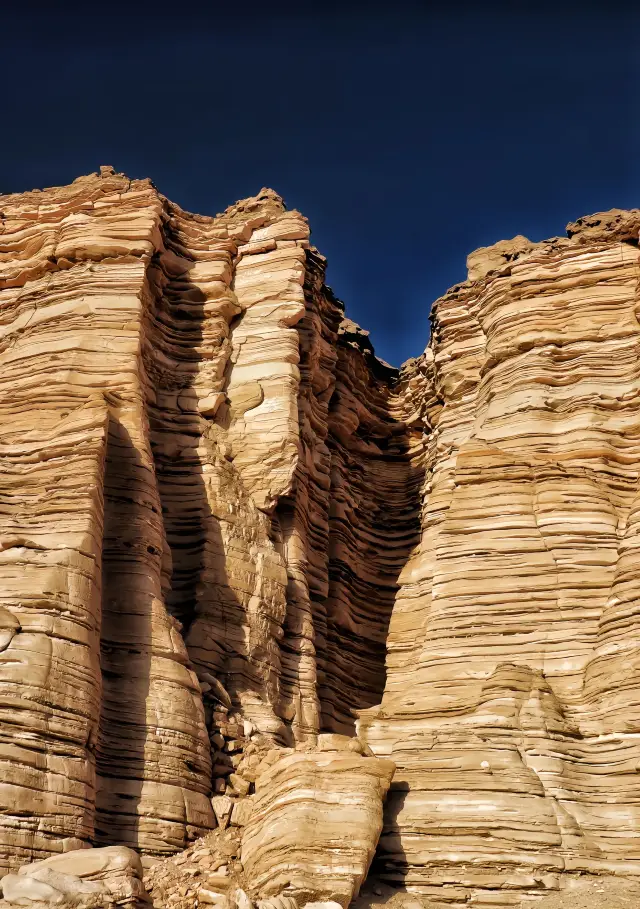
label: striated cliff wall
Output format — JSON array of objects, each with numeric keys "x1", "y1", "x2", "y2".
[
  {"x1": 0, "y1": 170, "x2": 416, "y2": 875},
  {"x1": 362, "y1": 208, "x2": 640, "y2": 904},
  {"x1": 1, "y1": 169, "x2": 639, "y2": 907}
]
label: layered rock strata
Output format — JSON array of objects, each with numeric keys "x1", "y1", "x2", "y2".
[
  {"x1": 0, "y1": 170, "x2": 409, "y2": 881},
  {"x1": 0, "y1": 846, "x2": 148, "y2": 909},
  {"x1": 361, "y1": 207, "x2": 640, "y2": 905},
  {"x1": 144, "y1": 736, "x2": 394, "y2": 909},
  {"x1": 1, "y1": 170, "x2": 640, "y2": 907},
  {"x1": 241, "y1": 737, "x2": 395, "y2": 906}
]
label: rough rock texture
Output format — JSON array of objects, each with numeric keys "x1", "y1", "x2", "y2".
[
  {"x1": 1, "y1": 170, "x2": 640, "y2": 908},
  {"x1": 0, "y1": 846, "x2": 148, "y2": 909},
  {"x1": 361, "y1": 211, "x2": 640, "y2": 905},
  {"x1": 241, "y1": 737, "x2": 395, "y2": 907},
  {"x1": 144, "y1": 738, "x2": 393, "y2": 909},
  {"x1": 0, "y1": 170, "x2": 401, "y2": 903}
]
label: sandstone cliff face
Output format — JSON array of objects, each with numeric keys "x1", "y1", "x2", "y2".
[
  {"x1": 0, "y1": 171, "x2": 408, "y2": 901},
  {"x1": 362, "y1": 208, "x2": 640, "y2": 904},
  {"x1": 0, "y1": 169, "x2": 639, "y2": 908}
]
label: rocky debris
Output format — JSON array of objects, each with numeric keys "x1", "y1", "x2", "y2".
[
  {"x1": 144, "y1": 829, "x2": 243, "y2": 909},
  {"x1": 522, "y1": 876, "x2": 640, "y2": 908},
  {"x1": 353, "y1": 876, "x2": 640, "y2": 909},
  {"x1": 142, "y1": 738, "x2": 393, "y2": 909},
  {"x1": 0, "y1": 847, "x2": 148, "y2": 908}
]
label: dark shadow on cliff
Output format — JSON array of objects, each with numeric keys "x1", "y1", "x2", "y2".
[
  {"x1": 356, "y1": 782, "x2": 412, "y2": 905},
  {"x1": 145, "y1": 255, "x2": 248, "y2": 771},
  {"x1": 93, "y1": 254, "x2": 249, "y2": 855},
  {"x1": 147, "y1": 260, "x2": 249, "y2": 696},
  {"x1": 318, "y1": 340, "x2": 425, "y2": 735},
  {"x1": 94, "y1": 416, "x2": 154, "y2": 849}
]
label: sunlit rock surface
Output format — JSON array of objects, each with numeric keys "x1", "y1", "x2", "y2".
[
  {"x1": 0, "y1": 846, "x2": 148, "y2": 909},
  {"x1": 361, "y1": 208, "x2": 640, "y2": 905},
  {"x1": 241, "y1": 737, "x2": 394, "y2": 908},
  {"x1": 1, "y1": 170, "x2": 640, "y2": 907}
]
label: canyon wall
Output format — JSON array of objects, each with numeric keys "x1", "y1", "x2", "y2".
[
  {"x1": 361, "y1": 209, "x2": 640, "y2": 905},
  {"x1": 0, "y1": 170, "x2": 639, "y2": 907}
]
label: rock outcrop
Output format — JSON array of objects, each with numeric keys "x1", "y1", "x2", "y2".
[
  {"x1": 0, "y1": 846, "x2": 148, "y2": 909},
  {"x1": 361, "y1": 210, "x2": 640, "y2": 905},
  {"x1": 241, "y1": 738, "x2": 394, "y2": 907},
  {"x1": 1, "y1": 169, "x2": 640, "y2": 907}
]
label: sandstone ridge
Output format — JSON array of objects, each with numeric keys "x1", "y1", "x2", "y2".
[{"x1": 0, "y1": 169, "x2": 639, "y2": 908}]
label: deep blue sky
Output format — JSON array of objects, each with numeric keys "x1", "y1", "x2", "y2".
[{"x1": 3, "y1": 1, "x2": 639, "y2": 365}]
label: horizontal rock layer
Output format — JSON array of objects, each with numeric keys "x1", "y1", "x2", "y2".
[
  {"x1": 0, "y1": 845, "x2": 147, "y2": 909},
  {"x1": 241, "y1": 738, "x2": 395, "y2": 907}
]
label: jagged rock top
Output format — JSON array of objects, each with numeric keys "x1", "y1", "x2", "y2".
[{"x1": 465, "y1": 206, "x2": 640, "y2": 284}]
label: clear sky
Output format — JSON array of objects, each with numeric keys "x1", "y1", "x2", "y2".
[{"x1": 2, "y1": 1, "x2": 639, "y2": 366}]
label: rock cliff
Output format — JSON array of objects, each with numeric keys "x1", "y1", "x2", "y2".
[{"x1": 0, "y1": 169, "x2": 639, "y2": 908}]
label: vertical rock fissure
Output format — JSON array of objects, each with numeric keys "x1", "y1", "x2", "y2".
[
  {"x1": 95, "y1": 413, "x2": 154, "y2": 847},
  {"x1": 94, "y1": 203, "x2": 215, "y2": 856},
  {"x1": 144, "y1": 237, "x2": 208, "y2": 636},
  {"x1": 9, "y1": 173, "x2": 640, "y2": 907}
]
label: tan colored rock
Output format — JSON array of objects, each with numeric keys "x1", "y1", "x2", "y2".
[
  {"x1": 466, "y1": 234, "x2": 539, "y2": 280},
  {"x1": 4, "y1": 170, "x2": 640, "y2": 907},
  {"x1": 198, "y1": 393, "x2": 226, "y2": 417},
  {"x1": 566, "y1": 206, "x2": 640, "y2": 242},
  {"x1": 256, "y1": 898, "x2": 297, "y2": 909},
  {"x1": 0, "y1": 846, "x2": 147, "y2": 908},
  {"x1": 362, "y1": 216, "x2": 640, "y2": 904},
  {"x1": 144, "y1": 829, "x2": 241, "y2": 909},
  {"x1": 303, "y1": 903, "x2": 343, "y2": 909},
  {"x1": 241, "y1": 749, "x2": 395, "y2": 907},
  {"x1": 2, "y1": 870, "x2": 83, "y2": 904},
  {"x1": 0, "y1": 606, "x2": 20, "y2": 652},
  {"x1": 198, "y1": 889, "x2": 228, "y2": 906},
  {"x1": 230, "y1": 799, "x2": 254, "y2": 828},
  {"x1": 211, "y1": 797, "x2": 233, "y2": 830},
  {"x1": 231, "y1": 890, "x2": 252, "y2": 909}
]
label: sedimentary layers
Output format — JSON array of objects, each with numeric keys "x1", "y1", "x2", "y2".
[
  {"x1": 361, "y1": 208, "x2": 640, "y2": 905},
  {"x1": 0, "y1": 171, "x2": 414, "y2": 893},
  {"x1": 241, "y1": 736, "x2": 395, "y2": 906},
  {"x1": 0, "y1": 172, "x2": 215, "y2": 866},
  {"x1": 1, "y1": 169, "x2": 640, "y2": 907}
]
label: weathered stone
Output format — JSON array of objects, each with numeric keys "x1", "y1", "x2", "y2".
[
  {"x1": 303, "y1": 903, "x2": 342, "y2": 909},
  {"x1": 231, "y1": 889, "x2": 252, "y2": 909},
  {"x1": 361, "y1": 214, "x2": 640, "y2": 904},
  {"x1": 3, "y1": 170, "x2": 640, "y2": 907},
  {"x1": 0, "y1": 606, "x2": 20, "y2": 653},
  {"x1": 241, "y1": 750, "x2": 395, "y2": 906},
  {"x1": 227, "y1": 775, "x2": 250, "y2": 798},
  {"x1": 198, "y1": 393, "x2": 226, "y2": 418},
  {"x1": 211, "y1": 798, "x2": 233, "y2": 830},
  {"x1": 256, "y1": 898, "x2": 298, "y2": 909},
  {"x1": 198, "y1": 889, "x2": 227, "y2": 906},
  {"x1": 229, "y1": 800, "x2": 254, "y2": 828},
  {"x1": 0, "y1": 846, "x2": 147, "y2": 908},
  {"x1": 466, "y1": 234, "x2": 539, "y2": 280}
]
